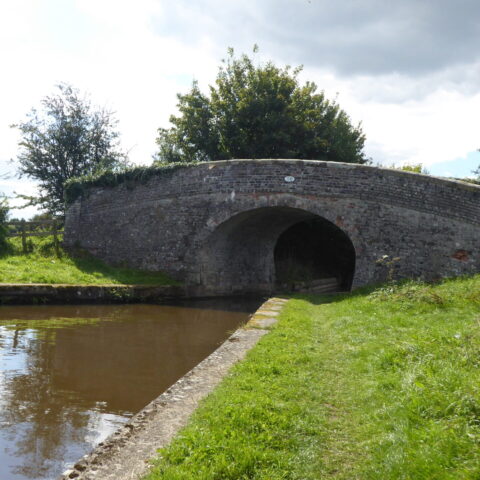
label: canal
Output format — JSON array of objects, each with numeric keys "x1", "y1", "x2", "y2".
[{"x1": 0, "y1": 300, "x2": 259, "y2": 479}]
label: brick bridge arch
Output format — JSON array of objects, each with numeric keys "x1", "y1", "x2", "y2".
[{"x1": 65, "y1": 159, "x2": 480, "y2": 295}]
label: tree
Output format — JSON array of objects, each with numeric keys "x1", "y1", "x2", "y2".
[
  {"x1": 155, "y1": 48, "x2": 367, "y2": 164},
  {"x1": 12, "y1": 83, "x2": 126, "y2": 215},
  {"x1": 395, "y1": 163, "x2": 429, "y2": 174},
  {"x1": 475, "y1": 149, "x2": 480, "y2": 179},
  {"x1": 0, "y1": 195, "x2": 9, "y2": 254}
]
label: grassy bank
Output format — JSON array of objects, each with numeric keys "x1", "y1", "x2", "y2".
[
  {"x1": 145, "y1": 276, "x2": 480, "y2": 479},
  {"x1": 0, "y1": 236, "x2": 176, "y2": 285}
]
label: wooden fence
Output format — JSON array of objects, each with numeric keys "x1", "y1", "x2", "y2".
[{"x1": 7, "y1": 219, "x2": 63, "y2": 255}]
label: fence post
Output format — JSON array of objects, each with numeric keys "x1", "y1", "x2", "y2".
[
  {"x1": 52, "y1": 220, "x2": 60, "y2": 257},
  {"x1": 21, "y1": 219, "x2": 27, "y2": 253}
]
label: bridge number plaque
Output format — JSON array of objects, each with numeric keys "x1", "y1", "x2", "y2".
[{"x1": 284, "y1": 175, "x2": 295, "y2": 183}]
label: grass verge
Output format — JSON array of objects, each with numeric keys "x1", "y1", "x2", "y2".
[
  {"x1": 144, "y1": 275, "x2": 480, "y2": 479},
  {"x1": 0, "y1": 235, "x2": 177, "y2": 285}
]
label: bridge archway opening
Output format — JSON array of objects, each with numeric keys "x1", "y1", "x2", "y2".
[
  {"x1": 274, "y1": 217, "x2": 355, "y2": 291},
  {"x1": 198, "y1": 207, "x2": 355, "y2": 294}
]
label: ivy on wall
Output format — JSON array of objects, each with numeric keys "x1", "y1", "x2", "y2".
[{"x1": 64, "y1": 162, "x2": 199, "y2": 205}]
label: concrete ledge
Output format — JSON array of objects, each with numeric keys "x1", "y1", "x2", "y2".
[
  {"x1": 0, "y1": 283, "x2": 186, "y2": 305},
  {"x1": 59, "y1": 297, "x2": 288, "y2": 480}
]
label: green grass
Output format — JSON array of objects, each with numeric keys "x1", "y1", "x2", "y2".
[
  {"x1": 144, "y1": 276, "x2": 480, "y2": 479},
  {"x1": 0, "y1": 235, "x2": 177, "y2": 285}
]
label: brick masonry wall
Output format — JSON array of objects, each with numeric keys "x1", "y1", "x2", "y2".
[{"x1": 64, "y1": 160, "x2": 480, "y2": 295}]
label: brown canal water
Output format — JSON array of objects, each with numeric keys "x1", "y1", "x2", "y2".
[{"x1": 0, "y1": 300, "x2": 260, "y2": 480}]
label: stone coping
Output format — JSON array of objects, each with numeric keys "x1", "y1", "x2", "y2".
[
  {"x1": 0, "y1": 283, "x2": 186, "y2": 304},
  {"x1": 59, "y1": 296, "x2": 288, "y2": 480},
  {"x1": 185, "y1": 159, "x2": 480, "y2": 192}
]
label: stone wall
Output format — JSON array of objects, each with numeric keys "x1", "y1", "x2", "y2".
[{"x1": 64, "y1": 159, "x2": 480, "y2": 295}]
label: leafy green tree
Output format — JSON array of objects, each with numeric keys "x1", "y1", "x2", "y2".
[
  {"x1": 0, "y1": 195, "x2": 9, "y2": 254},
  {"x1": 12, "y1": 83, "x2": 127, "y2": 215},
  {"x1": 397, "y1": 163, "x2": 429, "y2": 174},
  {"x1": 155, "y1": 48, "x2": 367, "y2": 164}
]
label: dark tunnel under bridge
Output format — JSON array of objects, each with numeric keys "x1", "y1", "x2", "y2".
[{"x1": 198, "y1": 207, "x2": 356, "y2": 294}]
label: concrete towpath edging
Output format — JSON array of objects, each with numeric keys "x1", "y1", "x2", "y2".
[
  {"x1": 59, "y1": 296, "x2": 288, "y2": 480},
  {"x1": 0, "y1": 283, "x2": 186, "y2": 304}
]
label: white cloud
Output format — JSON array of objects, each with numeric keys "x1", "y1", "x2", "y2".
[
  {"x1": 296, "y1": 66, "x2": 480, "y2": 167},
  {"x1": 357, "y1": 89, "x2": 480, "y2": 167}
]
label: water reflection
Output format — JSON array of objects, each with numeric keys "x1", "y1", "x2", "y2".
[{"x1": 0, "y1": 303, "x2": 254, "y2": 480}]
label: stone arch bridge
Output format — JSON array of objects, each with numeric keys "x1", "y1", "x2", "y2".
[{"x1": 64, "y1": 160, "x2": 480, "y2": 295}]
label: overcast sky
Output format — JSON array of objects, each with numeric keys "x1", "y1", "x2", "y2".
[{"x1": 1, "y1": 0, "x2": 480, "y2": 217}]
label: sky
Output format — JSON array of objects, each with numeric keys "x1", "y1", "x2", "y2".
[{"x1": 1, "y1": 0, "x2": 479, "y2": 217}]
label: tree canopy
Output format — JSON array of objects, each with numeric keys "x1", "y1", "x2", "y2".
[
  {"x1": 155, "y1": 48, "x2": 368, "y2": 164},
  {"x1": 12, "y1": 83, "x2": 126, "y2": 215}
]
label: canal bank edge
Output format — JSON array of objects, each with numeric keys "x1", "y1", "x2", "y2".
[
  {"x1": 59, "y1": 297, "x2": 287, "y2": 480},
  {"x1": 0, "y1": 284, "x2": 186, "y2": 304}
]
